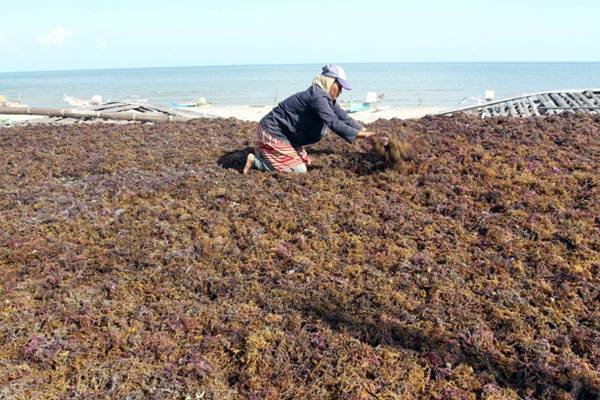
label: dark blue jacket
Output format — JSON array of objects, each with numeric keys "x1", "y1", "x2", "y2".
[{"x1": 260, "y1": 85, "x2": 364, "y2": 147}]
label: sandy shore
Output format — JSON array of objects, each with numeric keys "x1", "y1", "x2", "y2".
[
  {"x1": 0, "y1": 114, "x2": 47, "y2": 125},
  {"x1": 0, "y1": 105, "x2": 448, "y2": 126},
  {"x1": 188, "y1": 105, "x2": 448, "y2": 123}
]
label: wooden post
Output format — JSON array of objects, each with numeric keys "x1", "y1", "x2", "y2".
[
  {"x1": 507, "y1": 101, "x2": 518, "y2": 117},
  {"x1": 516, "y1": 100, "x2": 528, "y2": 117},
  {"x1": 528, "y1": 97, "x2": 541, "y2": 117}
]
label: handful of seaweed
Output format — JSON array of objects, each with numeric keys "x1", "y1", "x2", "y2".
[{"x1": 372, "y1": 131, "x2": 419, "y2": 171}]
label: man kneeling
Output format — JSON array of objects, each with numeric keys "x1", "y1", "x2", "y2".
[{"x1": 244, "y1": 64, "x2": 385, "y2": 174}]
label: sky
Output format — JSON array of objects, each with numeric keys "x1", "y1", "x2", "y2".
[{"x1": 1, "y1": 0, "x2": 599, "y2": 72}]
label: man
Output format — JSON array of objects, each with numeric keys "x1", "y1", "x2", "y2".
[{"x1": 243, "y1": 64, "x2": 386, "y2": 174}]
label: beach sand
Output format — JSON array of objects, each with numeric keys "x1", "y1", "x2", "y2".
[
  {"x1": 185, "y1": 105, "x2": 448, "y2": 123},
  {"x1": 0, "y1": 105, "x2": 448, "y2": 126},
  {"x1": 0, "y1": 114, "x2": 47, "y2": 125}
]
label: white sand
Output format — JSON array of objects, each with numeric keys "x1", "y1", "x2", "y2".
[
  {"x1": 345, "y1": 106, "x2": 448, "y2": 123},
  {"x1": 0, "y1": 114, "x2": 47, "y2": 125},
  {"x1": 187, "y1": 105, "x2": 448, "y2": 123}
]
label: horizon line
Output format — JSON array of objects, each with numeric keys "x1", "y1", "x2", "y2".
[{"x1": 2, "y1": 60, "x2": 600, "y2": 75}]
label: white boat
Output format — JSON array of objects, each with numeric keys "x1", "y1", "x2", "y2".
[
  {"x1": 341, "y1": 92, "x2": 385, "y2": 113},
  {"x1": 0, "y1": 94, "x2": 28, "y2": 108},
  {"x1": 63, "y1": 94, "x2": 105, "y2": 108},
  {"x1": 171, "y1": 97, "x2": 211, "y2": 108}
]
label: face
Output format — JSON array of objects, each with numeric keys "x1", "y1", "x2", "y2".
[{"x1": 329, "y1": 80, "x2": 342, "y2": 101}]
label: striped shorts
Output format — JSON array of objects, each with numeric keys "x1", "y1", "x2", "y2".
[{"x1": 255, "y1": 124, "x2": 311, "y2": 171}]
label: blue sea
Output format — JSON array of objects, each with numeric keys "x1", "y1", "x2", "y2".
[{"x1": 1, "y1": 63, "x2": 599, "y2": 108}]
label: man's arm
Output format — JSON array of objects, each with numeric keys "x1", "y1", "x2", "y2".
[
  {"x1": 309, "y1": 94, "x2": 360, "y2": 143},
  {"x1": 333, "y1": 101, "x2": 365, "y2": 132},
  {"x1": 310, "y1": 93, "x2": 388, "y2": 145}
]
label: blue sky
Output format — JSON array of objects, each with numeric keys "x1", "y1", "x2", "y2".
[{"x1": 1, "y1": 0, "x2": 599, "y2": 72}]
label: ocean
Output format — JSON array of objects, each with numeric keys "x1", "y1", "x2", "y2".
[{"x1": 1, "y1": 63, "x2": 599, "y2": 109}]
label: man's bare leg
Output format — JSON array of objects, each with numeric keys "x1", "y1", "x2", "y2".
[{"x1": 242, "y1": 153, "x2": 255, "y2": 175}]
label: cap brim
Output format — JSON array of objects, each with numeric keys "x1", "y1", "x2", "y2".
[{"x1": 337, "y1": 78, "x2": 351, "y2": 90}]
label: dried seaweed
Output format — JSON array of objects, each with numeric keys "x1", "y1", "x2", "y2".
[{"x1": 0, "y1": 114, "x2": 599, "y2": 399}]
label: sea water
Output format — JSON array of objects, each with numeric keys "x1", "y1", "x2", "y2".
[{"x1": 1, "y1": 63, "x2": 599, "y2": 108}]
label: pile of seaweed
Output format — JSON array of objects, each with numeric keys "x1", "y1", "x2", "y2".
[{"x1": 0, "y1": 114, "x2": 598, "y2": 400}]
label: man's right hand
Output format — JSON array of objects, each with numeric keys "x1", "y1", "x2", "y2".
[{"x1": 360, "y1": 130, "x2": 389, "y2": 146}]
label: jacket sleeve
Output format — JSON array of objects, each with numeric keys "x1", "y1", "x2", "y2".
[
  {"x1": 333, "y1": 102, "x2": 365, "y2": 132},
  {"x1": 309, "y1": 93, "x2": 361, "y2": 143}
]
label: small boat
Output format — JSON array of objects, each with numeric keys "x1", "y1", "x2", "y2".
[
  {"x1": 171, "y1": 97, "x2": 210, "y2": 108},
  {"x1": 0, "y1": 94, "x2": 28, "y2": 108},
  {"x1": 346, "y1": 102, "x2": 371, "y2": 113},
  {"x1": 64, "y1": 94, "x2": 105, "y2": 108},
  {"x1": 342, "y1": 92, "x2": 385, "y2": 113}
]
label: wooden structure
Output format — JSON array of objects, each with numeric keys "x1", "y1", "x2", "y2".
[
  {"x1": 438, "y1": 89, "x2": 600, "y2": 118},
  {"x1": 0, "y1": 101, "x2": 216, "y2": 124}
]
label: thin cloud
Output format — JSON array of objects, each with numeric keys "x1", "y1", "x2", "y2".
[{"x1": 38, "y1": 26, "x2": 72, "y2": 46}]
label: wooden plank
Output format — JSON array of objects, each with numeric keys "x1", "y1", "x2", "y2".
[
  {"x1": 497, "y1": 104, "x2": 508, "y2": 117},
  {"x1": 550, "y1": 93, "x2": 570, "y2": 108},
  {"x1": 540, "y1": 94, "x2": 556, "y2": 115},
  {"x1": 92, "y1": 102, "x2": 178, "y2": 117},
  {"x1": 567, "y1": 93, "x2": 585, "y2": 107},
  {"x1": 583, "y1": 90, "x2": 595, "y2": 99},
  {"x1": 93, "y1": 102, "x2": 126, "y2": 111},
  {"x1": 95, "y1": 103, "x2": 168, "y2": 114},
  {"x1": 528, "y1": 97, "x2": 541, "y2": 117},
  {"x1": 573, "y1": 92, "x2": 596, "y2": 108},
  {"x1": 143, "y1": 104, "x2": 174, "y2": 114},
  {"x1": 560, "y1": 93, "x2": 578, "y2": 108},
  {"x1": 563, "y1": 94, "x2": 587, "y2": 114},
  {"x1": 97, "y1": 104, "x2": 138, "y2": 113},
  {"x1": 94, "y1": 102, "x2": 134, "y2": 110},
  {"x1": 549, "y1": 93, "x2": 573, "y2": 113},
  {"x1": 581, "y1": 91, "x2": 600, "y2": 106},
  {"x1": 543, "y1": 106, "x2": 600, "y2": 111},
  {"x1": 516, "y1": 100, "x2": 528, "y2": 117},
  {"x1": 507, "y1": 101, "x2": 518, "y2": 117},
  {"x1": 514, "y1": 100, "x2": 524, "y2": 116},
  {"x1": 137, "y1": 105, "x2": 169, "y2": 113}
]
